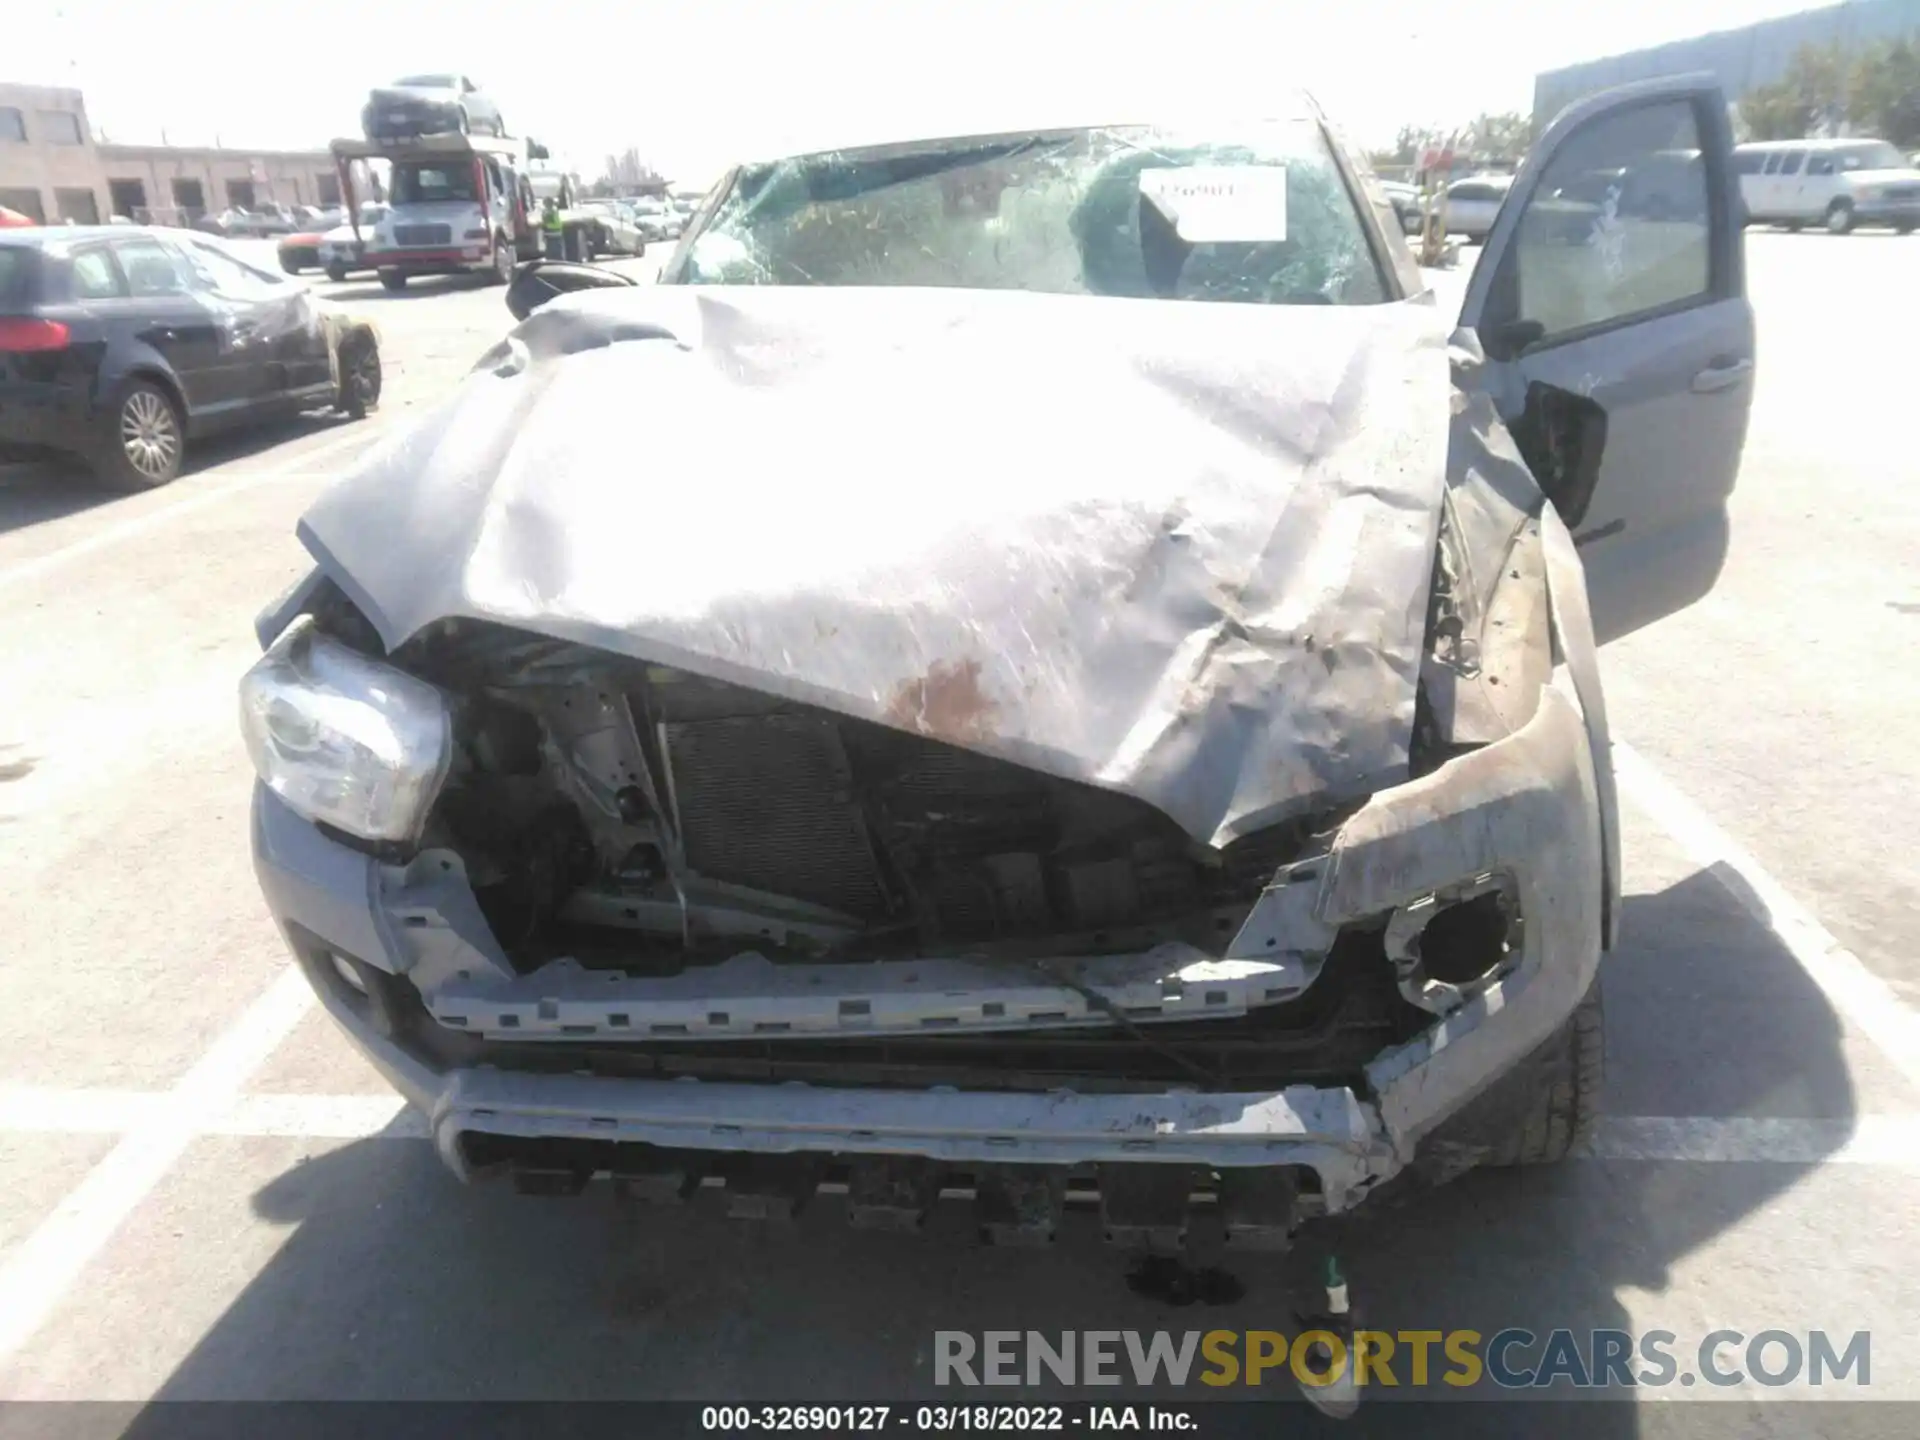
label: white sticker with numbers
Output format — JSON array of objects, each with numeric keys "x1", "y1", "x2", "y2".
[{"x1": 1137, "y1": 165, "x2": 1288, "y2": 243}]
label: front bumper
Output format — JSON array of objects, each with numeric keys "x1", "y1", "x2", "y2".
[
  {"x1": 365, "y1": 248, "x2": 490, "y2": 274},
  {"x1": 253, "y1": 670, "x2": 1603, "y2": 1218},
  {"x1": 1852, "y1": 197, "x2": 1920, "y2": 225},
  {"x1": 362, "y1": 102, "x2": 462, "y2": 140}
]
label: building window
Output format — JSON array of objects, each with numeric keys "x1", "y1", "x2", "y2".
[
  {"x1": 225, "y1": 178, "x2": 256, "y2": 210},
  {"x1": 170, "y1": 178, "x2": 206, "y2": 217},
  {"x1": 54, "y1": 188, "x2": 100, "y2": 224},
  {"x1": 108, "y1": 178, "x2": 148, "y2": 220},
  {"x1": 38, "y1": 110, "x2": 84, "y2": 145},
  {"x1": 0, "y1": 108, "x2": 25, "y2": 143},
  {"x1": 316, "y1": 172, "x2": 341, "y2": 207},
  {"x1": 0, "y1": 187, "x2": 45, "y2": 222}
]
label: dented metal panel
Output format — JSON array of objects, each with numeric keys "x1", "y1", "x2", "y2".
[{"x1": 298, "y1": 284, "x2": 1451, "y2": 849}]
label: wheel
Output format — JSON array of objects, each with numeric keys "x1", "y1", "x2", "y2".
[
  {"x1": 92, "y1": 379, "x2": 184, "y2": 491},
  {"x1": 456, "y1": 108, "x2": 471, "y2": 136},
  {"x1": 335, "y1": 330, "x2": 382, "y2": 419},
  {"x1": 1824, "y1": 201, "x2": 1854, "y2": 235},
  {"x1": 326, "y1": 261, "x2": 350, "y2": 283},
  {"x1": 492, "y1": 114, "x2": 506, "y2": 137},
  {"x1": 1490, "y1": 983, "x2": 1603, "y2": 1167},
  {"x1": 1781, "y1": 220, "x2": 1802, "y2": 232},
  {"x1": 1898, "y1": 223, "x2": 1916, "y2": 235},
  {"x1": 378, "y1": 269, "x2": 407, "y2": 292},
  {"x1": 280, "y1": 256, "x2": 303, "y2": 276},
  {"x1": 490, "y1": 234, "x2": 513, "y2": 285}
]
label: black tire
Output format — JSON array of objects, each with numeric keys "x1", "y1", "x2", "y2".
[
  {"x1": 1782, "y1": 220, "x2": 1802, "y2": 232},
  {"x1": 379, "y1": 269, "x2": 407, "y2": 292},
  {"x1": 1824, "y1": 201, "x2": 1855, "y2": 235},
  {"x1": 90, "y1": 378, "x2": 185, "y2": 491},
  {"x1": 326, "y1": 262, "x2": 350, "y2": 283},
  {"x1": 456, "y1": 108, "x2": 471, "y2": 136},
  {"x1": 489, "y1": 234, "x2": 513, "y2": 285},
  {"x1": 1489, "y1": 983, "x2": 1604, "y2": 1167},
  {"x1": 1897, "y1": 222, "x2": 1916, "y2": 235},
  {"x1": 335, "y1": 330, "x2": 382, "y2": 419}
]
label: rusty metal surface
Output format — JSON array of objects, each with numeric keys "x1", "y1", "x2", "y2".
[{"x1": 298, "y1": 283, "x2": 1452, "y2": 848}]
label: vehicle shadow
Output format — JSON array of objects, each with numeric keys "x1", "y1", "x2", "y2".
[
  {"x1": 129, "y1": 869, "x2": 1857, "y2": 1433},
  {"x1": 325, "y1": 273, "x2": 501, "y2": 303},
  {"x1": 0, "y1": 413, "x2": 359, "y2": 538}
]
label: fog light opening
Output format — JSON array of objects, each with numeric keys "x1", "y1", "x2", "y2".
[
  {"x1": 1384, "y1": 874, "x2": 1520, "y2": 1015},
  {"x1": 329, "y1": 951, "x2": 370, "y2": 995}
]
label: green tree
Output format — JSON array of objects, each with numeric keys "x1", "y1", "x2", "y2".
[
  {"x1": 1741, "y1": 79, "x2": 1812, "y2": 139},
  {"x1": 1377, "y1": 124, "x2": 1449, "y2": 167},
  {"x1": 1462, "y1": 111, "x2": 1531, "y2": 161},
  {"x1": 1849, "y1": 35, "x2": 1920, "y2": 147}
]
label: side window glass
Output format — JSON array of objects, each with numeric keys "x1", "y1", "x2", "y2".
[
  {"x1": 1779, "y1": 151, "x2": 1805, "y2": 175},
  {"x1": 1806, "y1": 154, "x2": 1835, "y2": 176},
  {"x1": 1733, "y1": 151, "x2": 1764, "y2": 175},
  {"x1": 1506, "y1": 99, "x2": 1711, "y2": 344},
  {"x1": 1762, "y1": 153, "x2": 1782, "y2": 175},
  {"x1": 70, "y1": 247, "x2": 126, "y2": 300},
  {"x1": 177, "y1": 239, "x2": 284, "y2": 299},
  {"x1": 113, "y1": 238, "x2": 193, "y2": 297}
]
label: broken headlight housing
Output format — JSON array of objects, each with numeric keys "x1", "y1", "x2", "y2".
[{"x1": 239, "y1": 615, "x2": 452, "y2": 843}]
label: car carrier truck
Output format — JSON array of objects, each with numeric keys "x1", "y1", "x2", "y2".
[{"x1": 330, "y1": 134, "x2": 568, "y2": 289}]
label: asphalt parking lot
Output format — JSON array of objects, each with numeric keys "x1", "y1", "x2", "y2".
[{"x1": 1, "y1": 230, "x2": 1917, "y2": 1427}]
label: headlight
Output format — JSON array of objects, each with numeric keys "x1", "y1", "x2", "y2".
[{"x1": 239, "y1": 615, "x2": 452, "y2": 843}]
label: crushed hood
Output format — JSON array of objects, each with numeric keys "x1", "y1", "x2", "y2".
[{"x1": 298, "y1": 284, "x2": 1451, "y2": 848}]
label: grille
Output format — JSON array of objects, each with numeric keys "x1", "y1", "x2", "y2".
[
  {"x1": 1883, "y1": 186, "x2": 1919, "y2": 202},
  {"x1": 664, "y1": 715, "x2": 888, "y2": 918},
  {"x1": 393, "y1": 224, "x2": 452, "y2": 246}
]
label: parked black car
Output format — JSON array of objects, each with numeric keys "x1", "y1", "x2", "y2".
[
  {"x1": 362, "y1": 75, "x2": 505, "y2": 141},
  {"x1": 0, "y1": 227, "x2": 381, "y2": 490}
]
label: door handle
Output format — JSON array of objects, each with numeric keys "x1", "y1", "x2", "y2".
[{"x1": 1691, "y1": 357, "x2": 1753, "y2": 394}]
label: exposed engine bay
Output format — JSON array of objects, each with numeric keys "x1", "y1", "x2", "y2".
[{"x1": 382, "y1": 612, "x2": 1348, "y2": 976}]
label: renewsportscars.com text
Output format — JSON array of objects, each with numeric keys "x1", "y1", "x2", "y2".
[{"x1": 934, "y1": 1328, "x2": 1871, "y2": 1390}]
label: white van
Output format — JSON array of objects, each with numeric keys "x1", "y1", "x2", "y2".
[{"x1": 1733, "y1": 137, "x2": 1920, "y2": 234}]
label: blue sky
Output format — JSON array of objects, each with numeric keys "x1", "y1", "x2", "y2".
[{"x1": 14, "y1": 0, "x2": 1821, "y2": 184}]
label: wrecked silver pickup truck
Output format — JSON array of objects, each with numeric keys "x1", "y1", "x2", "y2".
[{"x1": 241, "y1": 77, "x2": 1752, "y2": 1250}]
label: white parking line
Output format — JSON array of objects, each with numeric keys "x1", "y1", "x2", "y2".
[
  {"x1": 0, "y1": 966, "x2": 312, "y2": 1370},
  {"x1": 1612, "y1": 742, "x2": 1920, "y2": 1095},
  {"x1": 0, "y1": 424, "x2": 384, "y2": 597}
]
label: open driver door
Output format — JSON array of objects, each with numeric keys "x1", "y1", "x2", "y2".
[{"x1": 1458, "y1": 75, "x2": 1755, "y2": 643}]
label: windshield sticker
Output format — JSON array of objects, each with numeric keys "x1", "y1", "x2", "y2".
[{"x1": 1138, "y1": 165, "x2": 1288, "y2": 243}]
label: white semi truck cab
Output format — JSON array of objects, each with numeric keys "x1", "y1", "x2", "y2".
[{"x1": 330, "y1": 134, "x2": 544, "y2": 291}]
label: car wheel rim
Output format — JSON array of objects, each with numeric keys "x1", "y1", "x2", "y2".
[
  {"x1": 120, "y1": 390, "x2": 178, "y2": 479},
  {"x1": 350, "y1": 348, "x2": 380, "y2": 404}
]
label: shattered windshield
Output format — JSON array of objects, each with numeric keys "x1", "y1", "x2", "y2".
[{"x1": 664, "y1": 121, "x2": 1389, "y2": 305}]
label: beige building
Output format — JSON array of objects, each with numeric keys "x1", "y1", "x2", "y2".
[
  {"x1": 0, "y1": 83, "x2": 105, "y2": 223},
  {"x1": 2, "y1": 80, "x2": 337, "y2": 225},
  {"x1": 96, "y1": 145, "x2": 341, "y2": 225}
]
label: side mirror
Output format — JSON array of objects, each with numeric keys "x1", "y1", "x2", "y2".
[
  {"x1": 505, "y1": 259, "x2": 637, "y2": 321},
  {"x1": 1488, "y1": 318, "x2": 1547, "y2": 359}
]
